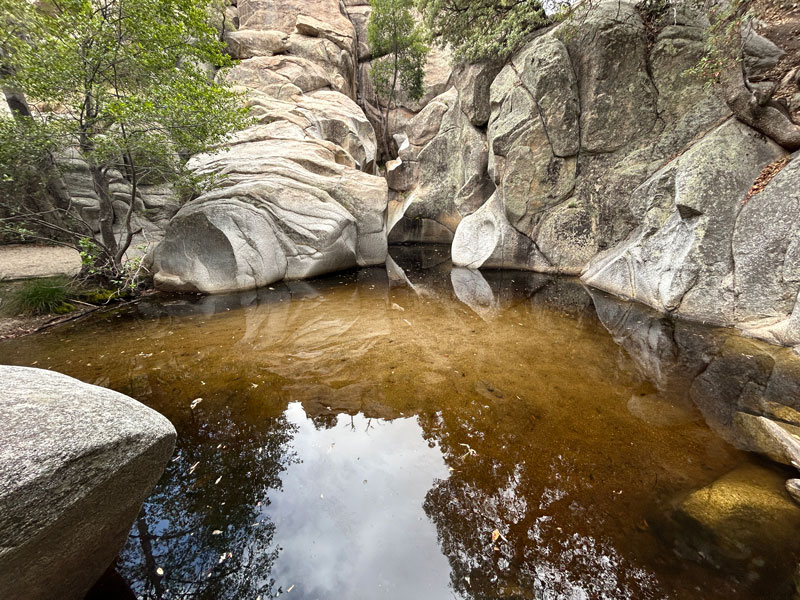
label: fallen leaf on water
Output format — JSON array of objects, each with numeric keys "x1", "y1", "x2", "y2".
[
  {"x1": 190, "y1": 398, "x2": 202, "y2": 410},
  {"x1": 459, "y1": 443, "x2": 477, "y2": 460},
  {"x1": 491, "y1": 529, "x2": 509, "y2": 544}
]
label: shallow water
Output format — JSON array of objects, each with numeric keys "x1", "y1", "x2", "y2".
[{"x1": 3, "y1": 246, "x2": 800, "y2": 599}]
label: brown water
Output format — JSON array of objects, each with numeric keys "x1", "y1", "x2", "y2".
[{"x1": 2, "y1": 245, "x2": 800, "y2": 599}]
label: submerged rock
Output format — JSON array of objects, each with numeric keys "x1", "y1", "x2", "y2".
[
  {"x1": 788, "y1": 479, "x2": 800, "y2": 505},
  {"x1": 0, "y1": 366, "x2": 176, "y2": 600},
  {"x1": 671, "y1": 465, "x2": 800, "y2": 570}
]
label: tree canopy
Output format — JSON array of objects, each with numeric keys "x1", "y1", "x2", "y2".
[
  {"x1": 0, "y1": 0, "x2": 249, "y2": 281},
  {"x1": 416, "y1": 0, "x2": 554, "y2": 62},
  {"x1": 368, "y1": 0, "x2": 428, "y2": 156}
]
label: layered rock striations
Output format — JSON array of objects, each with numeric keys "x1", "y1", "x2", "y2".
[
  {"x1": 149, "y1": 0, "x2": 800, "y2": 353},
  {"x1": 153, "y1": 0, "x2": 389, "y2": 293}
]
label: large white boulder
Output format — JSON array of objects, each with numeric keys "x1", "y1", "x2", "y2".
[{"x1": 0, "y1": 367, "x2": 176, "y2": 600}]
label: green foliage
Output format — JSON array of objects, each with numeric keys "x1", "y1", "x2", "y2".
[
  {"x1": 368, "y1": 0, "x2": 429, "y2": 107},
  {"x1": 4, "y1": 0, "x2": 249, "y2": 164},
  {"x1": 3, "y1": 277, "x2": 74, "y2": 316},
  {"x1": 0, "y1": 116, "x2": 61, "y2": 205},
  {"x1": 684, "y1": 0, "x2": 753, "y2": 83},
  {"x1": 417, "y1": 0, "x2": 553, "y2": 62},
  {"x1": 78, "y1": 238, "x2": 101, "y2": 269},
  {"x1": 0, "y1": 0, "x2": 251, "y2": 282}
]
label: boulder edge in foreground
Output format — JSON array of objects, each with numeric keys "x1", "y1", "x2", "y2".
[{"x1": 0, "y1": 366, "x2": 176, "y2": 600}]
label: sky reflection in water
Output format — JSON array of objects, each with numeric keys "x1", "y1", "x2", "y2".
[{"x1": 2, "y1": 246, "x2": 800, "y2": 599}]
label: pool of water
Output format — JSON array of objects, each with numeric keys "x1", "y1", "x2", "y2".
[{"x1": 3, "y1": 246, "x2": 800, "y2": 599}]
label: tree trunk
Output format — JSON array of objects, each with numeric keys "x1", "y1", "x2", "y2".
[
  {"x1": 87, "y1": 161, "x2": 120, "y2": 266},
  {"x1": 381, "y1": 50, "x2": 401, "y2": 161},
  {"x1": 720, "y1": 24, "x2": 800, "y2": 152},
  {"x1": 115, "y1": 150, "x2": 139, "y2": 266},
  {"x1": 726, "y1": 84, "x2": 800, "y2": 151},
  {"x1": 135, "y1": 514, "x2": 166, "y2": 600}
]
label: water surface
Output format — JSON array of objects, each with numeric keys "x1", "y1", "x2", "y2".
[{"x1": 2, "y1": 246, "x2": 800, "y2": 599}]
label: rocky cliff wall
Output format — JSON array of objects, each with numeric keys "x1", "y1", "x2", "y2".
[
  {"x1": 151, "y1": 0, "x2": 389, "y2": 294},
  {"x1": 149, "y1": 0, "x2": 800, "y2": 353},
  {"x1": 386, "y1": 0, "x2": 800, "y2": 351}
]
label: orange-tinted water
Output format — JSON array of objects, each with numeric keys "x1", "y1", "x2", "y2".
[{"x1": 2, "y1": 246, "x2": 799, "y2": 599}]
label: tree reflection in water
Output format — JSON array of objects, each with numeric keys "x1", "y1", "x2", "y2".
[
  {"x1": 419, "y1": 407, "x2": 661, "y2": 600},
  {"x1": 4, "y1": 246, "x2": 800, "y2": 599},
  {"x1": 119, "y1": 400, "x2": 299, "y2": 600}
]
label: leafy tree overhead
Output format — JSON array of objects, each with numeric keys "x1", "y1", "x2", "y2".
[
  {"x1": 416, "y1": 0, "x2": 554, "y2": 63},
  {"x1": 368, "y1": 0, "x2": 429, "y2": 158},
  {"x1": 0, "y1": 0, "x2": 250, "y2": 287}
]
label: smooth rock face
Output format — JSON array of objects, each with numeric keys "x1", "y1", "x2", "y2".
[
  {"x1": 453, "y1": 60, "x2": 504, "y2": 128},
  {"x1": 559, "y1": 1, "x2": 657, "y2": 154},
  {"x1": 0, "y1": 366, "x2": 176, "y2": 600},
  {"x1": 149, "y1": 0, "x2": 800, "y2": 355},
  {"x1": 386, "y1": 87, "x2": 491, "y2": 244},
  {"x1": 671, "y1": 465, "x2": 800, "y2": 568},
  {"x1": 153, "y1": 0, "x2": 388, "y2": 293},
  {"x1": 442, "y1": 0, "x2": 800, "y2": 350},
  {"x1": 154, "y1": 132, "x2": 387, "y2": 293},
  {"x1": 583, "y1": 120, "x2": 786, "y2": 325}
]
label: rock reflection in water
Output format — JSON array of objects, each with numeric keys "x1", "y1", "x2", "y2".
[{"x1": 1, "y1": 246, "x2": 800, "y2": 599}]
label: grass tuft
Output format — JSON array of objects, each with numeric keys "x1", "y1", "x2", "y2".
[{"x1": 2, "y1": 277, "x2": 75, "y2": 316}]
